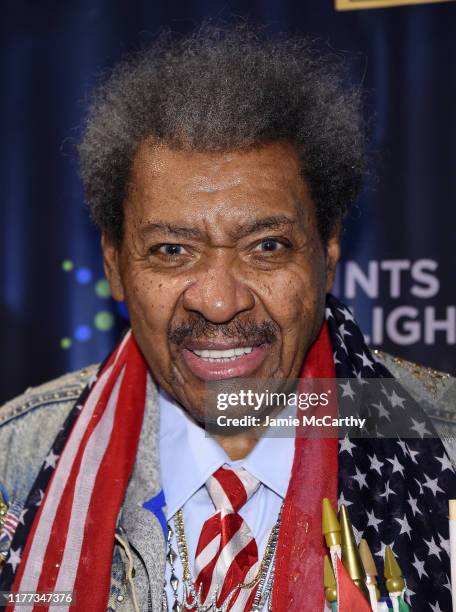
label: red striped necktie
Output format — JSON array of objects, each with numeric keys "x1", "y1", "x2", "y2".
[{"x1": 193, "y1": 465, "x2": 261, "y2": 611}]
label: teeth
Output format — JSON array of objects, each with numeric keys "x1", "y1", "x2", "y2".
[{"x1": 193, "y1": 347, "x2": 253, "y2": 360}]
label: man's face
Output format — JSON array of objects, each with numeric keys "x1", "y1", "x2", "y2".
[{"x1": 103, "y1": 141, "x2": 340, "y2": 421}]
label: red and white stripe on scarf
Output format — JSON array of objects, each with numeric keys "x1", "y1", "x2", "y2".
[{"x1": 9, "y1": 332, "x2": 148, "y2": 612}]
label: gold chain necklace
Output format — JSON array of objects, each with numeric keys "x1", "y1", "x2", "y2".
[{"x1": 162, "y1": 505, "x2": 282, "y2": 611}]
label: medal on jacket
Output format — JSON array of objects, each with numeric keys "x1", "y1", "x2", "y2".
[{"x1": 0, "y1": 491, "x2": 22, "y2": 570}]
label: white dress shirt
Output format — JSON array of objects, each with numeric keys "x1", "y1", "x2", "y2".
[{"x1": 159, "y1": 388, "x2": 296, "y2": 610}]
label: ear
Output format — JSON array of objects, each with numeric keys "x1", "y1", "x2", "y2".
[
  {"x1": 325, "y1": 224, "x2": 341, "y2": 292},
  {"x1": 101, "y1": 233, "x2": 125, "y2": 302}
]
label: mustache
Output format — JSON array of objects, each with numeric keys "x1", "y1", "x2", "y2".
[{"x1": 168, "y1": 315, "x2": 279, "y2": 347}]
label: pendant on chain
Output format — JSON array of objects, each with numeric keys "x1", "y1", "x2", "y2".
[{"x1": 162, "y1": 507, "x2": 282, "y2": 612}]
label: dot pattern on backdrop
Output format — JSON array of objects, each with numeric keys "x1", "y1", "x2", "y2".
[{"x1": 60, "y1": 260, "x2": 125, "y2": 350}]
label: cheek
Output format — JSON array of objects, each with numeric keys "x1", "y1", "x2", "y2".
[
  {"x1": 258, "y1": 261, "x2": 326, "y2": 336},
  {"x1": 121, "y1": 270, "x2": 180, "y2": 347}
]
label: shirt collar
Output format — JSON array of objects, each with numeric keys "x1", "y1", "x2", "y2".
[
  {"x1": 241, "y1": 430, "x2": 294, "y2": 499},
  {"x1": 159, "y1": 388, "x2": 228, "y2": 518},
  {"x1": 159, "y1": 388, "x2": 295, "y2": 518}
]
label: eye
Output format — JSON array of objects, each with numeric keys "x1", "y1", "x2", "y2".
[
  {"x1": 147, "y1": 242, "x2": 191, "y2": 268},
  {"x1": 255, "y1": 239, "x2": 284, "y2": 252},
  {"x1": 157, "y1": 244, "x2": 185, "y2": 256}
]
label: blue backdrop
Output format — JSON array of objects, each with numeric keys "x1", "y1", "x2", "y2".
[{"x1": 1, "y1": 0, "x2": 455, "y2": 403}]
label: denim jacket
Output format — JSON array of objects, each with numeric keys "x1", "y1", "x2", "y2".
[{"x1": 0, "y1": 351, "x2": 454, "y2": 611}]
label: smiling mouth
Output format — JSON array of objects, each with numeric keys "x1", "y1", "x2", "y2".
[
  {"x1": 191, "y1": 347, "x2": 253, "y2": 361},
  {"x1": 181, "y1": 344, "x2": 270, "y2": 380}
]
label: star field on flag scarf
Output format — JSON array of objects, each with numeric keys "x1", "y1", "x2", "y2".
[{"x1": 328, "y1": 295, "x2": 456, "y2": 612}]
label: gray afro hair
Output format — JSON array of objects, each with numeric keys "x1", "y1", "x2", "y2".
[{"x1": 79, "y1": 23, "x2": 366, "y2": 245}]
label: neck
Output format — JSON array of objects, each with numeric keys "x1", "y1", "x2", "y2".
[
  {"x1": 210, "y1": 406, "x2": 283, "y2": 459},
  {"x1": 212, "y1": 432, "x2": 259, "y2": 460}
]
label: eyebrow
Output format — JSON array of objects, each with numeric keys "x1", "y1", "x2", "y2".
[
  {"x1": 139, "y1": 222, "x2": 202, "y2": 240},
  {"x1": 229, "y1": 215, "x2": 296, "y2": 240},
  {"x1": 139, "y1": 215, "x2": 296, "y2": 242}
]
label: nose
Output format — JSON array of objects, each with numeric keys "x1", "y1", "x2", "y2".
[{"x1": 182, "y1": 253, "x2": 255, "y2": 323}]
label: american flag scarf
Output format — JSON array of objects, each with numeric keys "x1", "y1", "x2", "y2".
[
  {"x1": 0, "y1": 294, "x2": 454, "y2": 612},
  {"x1": 328, "y1": 293, "x2": 456, "y2": 612},
  {"x1": 0, "y1": 332, "x2": 148, "y2": 611}
]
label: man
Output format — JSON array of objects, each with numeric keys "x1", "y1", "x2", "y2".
[{"x1": 0, "y1": 24, "x2": 454, "y2": 612}]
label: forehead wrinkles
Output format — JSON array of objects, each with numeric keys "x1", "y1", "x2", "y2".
[
  {"x1": 125, "y1": 141, "x2": 310, "y2": 234},
  {"x1": 132, "y1": 138, "x2": 302, "y2": 183}
]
